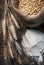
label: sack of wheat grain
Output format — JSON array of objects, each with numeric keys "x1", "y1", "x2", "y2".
[{"x1": 0, "y1": 0, "x2": 44, "y2": 65}]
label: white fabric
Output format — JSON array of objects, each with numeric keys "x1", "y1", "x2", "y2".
[{"x1": 22, "y1": 29, "x2": 44, "y2": 56}]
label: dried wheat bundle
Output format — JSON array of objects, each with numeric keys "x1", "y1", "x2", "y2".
[{"x1": 0, "y1": 0, "x2": 44, "y2": 65}]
